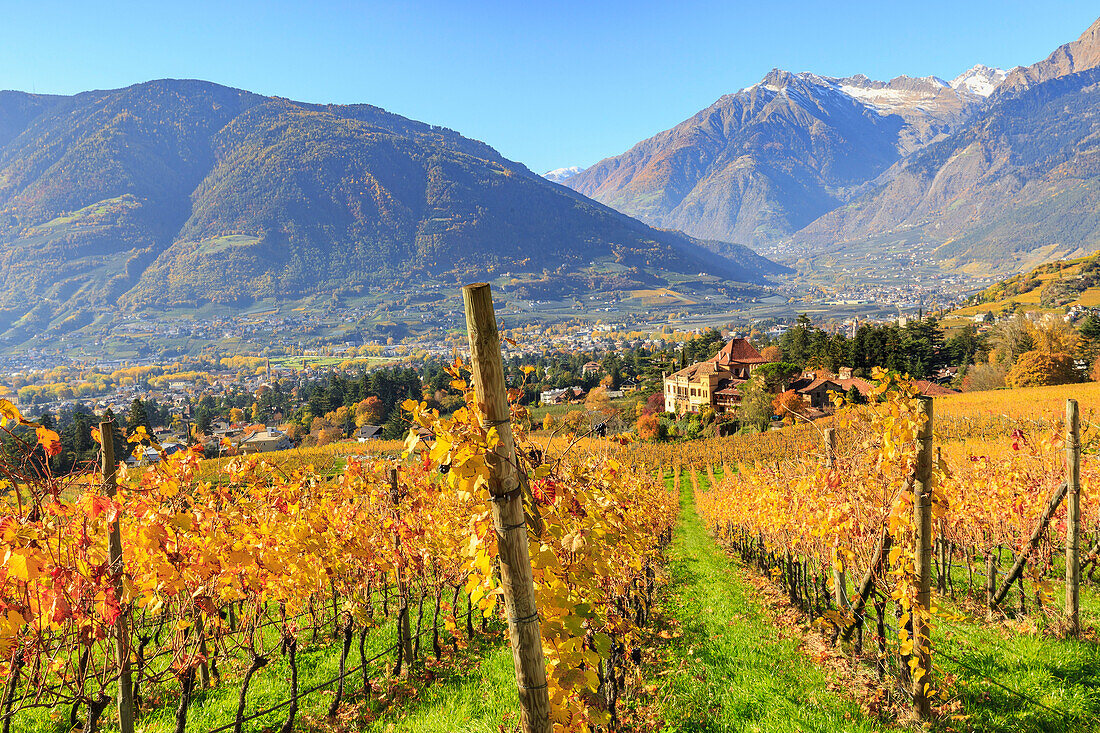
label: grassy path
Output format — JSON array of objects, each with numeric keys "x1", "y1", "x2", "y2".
[
  {"x1": 356, "y1": 642, "x2": 519, "y2": 732},
  {"x1": 650, "y1": 473, "x2": 885, "y2": 733}
]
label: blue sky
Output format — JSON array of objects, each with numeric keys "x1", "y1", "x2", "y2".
[{"x1": 1, "y1": 1, "x2": 1096, "y2": 172}]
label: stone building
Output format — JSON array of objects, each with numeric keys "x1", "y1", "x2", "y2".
[{"x1": 663, "y1": 337, "x2": 771, "y2": 414}]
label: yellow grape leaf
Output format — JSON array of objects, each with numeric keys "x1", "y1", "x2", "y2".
[
  {"x1": 0, "y1": 399, "x2": 23, "y2": 426},
  {"x1": 36, "y1": 426, "x2": 62, "y2": 457},
  {"x1": 6, "y1": 551, "x2": 39, "y2": 582},
  {"x1": 403, "y1": 429, "x2": 421, "y2": 456}
]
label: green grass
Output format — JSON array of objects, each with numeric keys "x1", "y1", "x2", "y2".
[
  {"x1": 689, "y1": 466, "x2": 1100, "y2": 733},
  {"x1": 357, "y1": 643, "x2": 520, "y2": 732},
  {"x1": 933, "y1": 618, "x2": 1100, "y2": 732},
  {"x1": 11, "y1": 599, "x2": 517, "y2": 733},
  {"x1": 926, "y1": 555, "x2": 1100, "y2": 733},
  {"x1": 650, "y1": 471, "x2": 885, "y2": 732}
]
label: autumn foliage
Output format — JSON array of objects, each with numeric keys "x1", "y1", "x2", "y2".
[
  {"x1": 771, "y1": 389, "x2": 809, "y2": 423},
  {"x1": 1006, "y1": 350, "x2": 1078, "y2": 388},
  {"x1": 0, "y1": 363, "x2": 673, "y2": 730}
]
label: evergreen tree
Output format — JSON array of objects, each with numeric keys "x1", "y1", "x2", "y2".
[
  {"x1": 1078, "y1": 313, "x2": 1100, "y2": 363},
  {"x1": 125, "y1": 398, "x2": 152, "y2": 436}
]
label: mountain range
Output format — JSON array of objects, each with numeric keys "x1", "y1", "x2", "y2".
[
  {"x1": 4, "y1": 16, "x2": 1100, "y2": 348},
  {"x1": 0, "y1": 81, "x2": 781, "y2": 342},
  {"x1": 560, "y1": 16, "x2": 1100, "y2": 274}
]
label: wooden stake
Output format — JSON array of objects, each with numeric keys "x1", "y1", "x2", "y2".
[
  {"x1": 825, "y1": 429, "x2": 849, "y2": 611},
  {"x1": 463, "y1": 283, "x2": 551, "y2": 733},
  {"x1": 991, "y1": 482, "x2": 1068, "y2": 608},
  {"x1": 101, "y1": 422, "x2": 134, "y2": 733},
  {"x1": 389, "y1": 468, "x2": 413, "y2": 675},
  {"x1": 911, "y1": 397, "x2": 933, "y2": 721},
  {"x1": 1066, "y1": 399, "x2": 1081, "y2": 636}
]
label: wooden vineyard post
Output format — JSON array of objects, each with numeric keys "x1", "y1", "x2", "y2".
[
  {"x1": 825, "y1": 428, "x2": 848, "y2": 610},
  {"x1": 462, "y1": 283, "x2": 551, "y2": 733},
  {"x1": 911, "y1": 398, "x2": 933, "y2": 721},
  {"x1": 101, "y1": 422, "x2": 135, "y2": 733},
  {"x1": 390, "y1": 468, "x2": 414, "y2": 675},
  {"x1": 991, "y1": 482, "x2": 1068, "y2": 608},
  {"x1": 1066, "y1": 399, "x2": 1081, "y2": 637},
  {"x1": 824, "y1": 427, "x2": 836, "y2": 467}
]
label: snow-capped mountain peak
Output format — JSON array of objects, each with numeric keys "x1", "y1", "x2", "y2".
[
  {"x1": 543, "y1": 166, "x2": 584, "y2": 183},
  {"x1": 949, "y1": 64, "x2": 1007, "y2": 97}
]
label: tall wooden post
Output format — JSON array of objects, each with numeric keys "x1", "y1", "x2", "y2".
[
  {"x1": 101, "y1": 422, "x2": 134, "y2": 733},
  {"x1": 911, "y1": 398, "x2": 933, "y2": 720},
  {"x1": 825, "y1": 427, "x2": 848, "y2": 610},
  {"x1": 390, "y1": 468, "x2": 414, "y2": 673},
  {"x1": 463, "y1": 283, "x2": 551, "y2": 733},
  {"x1": 1066, "y1": 399, "x2": 1081, "y2": 637}
]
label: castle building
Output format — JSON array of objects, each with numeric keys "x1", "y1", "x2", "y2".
[{"x1": 662, "y1": 337, "x2": 771, "y2": 414}]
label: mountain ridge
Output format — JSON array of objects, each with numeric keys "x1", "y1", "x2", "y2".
[
  {"x1": 788, "y1": 65, "x2": 1100, "y2": 274},
  {"x1": 562, "y1": 15, "x2": 1100, "y2": 282},
  {"x1": 0, "y1": 79, "x2": 783, "y2": 342},
  {"x1": 997, "y1": 16, "x2": 1100, "y2": 96},
  {"x1": 562, "y1": 64, "x2": 996, "y2": 248}
]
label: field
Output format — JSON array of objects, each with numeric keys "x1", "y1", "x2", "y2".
[
  {"x1": 526, "y1": 393, "x2": 644, "y2": 426},
  {"x1": 627, "y1": 287, "x2": 699, "y2": 306},
  {"x1": 2, "y1": 377, "x2": 1098, "y2": 733}
]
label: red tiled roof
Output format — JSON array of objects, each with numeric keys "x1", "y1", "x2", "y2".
[
  {"x1": 709, "y1": 337, "x2": 767, "y2": 365},
  {"x1": 796, "y1": 376, "x2": 874, "y2": 395},
  {"x1": 914, "y1": 380, "x2": 959, "y2": 396}
]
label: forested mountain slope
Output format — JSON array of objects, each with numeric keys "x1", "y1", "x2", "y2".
[{"x1": 0, "y1": 79, "x2": 782, "y2": 338}]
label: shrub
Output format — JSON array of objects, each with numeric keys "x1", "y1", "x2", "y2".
[
  {"x1": 1006, "y1": 350, "x2": 1078, "y2": 388},
  {"x1": 635, "y1": 413, "x2": 659, "y2": 441}
]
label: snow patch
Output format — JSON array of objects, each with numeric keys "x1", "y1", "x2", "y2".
[
  {"x1": 949, "y1": 64, "x2": 1007, "y2": 97},
  {"x1": 543, "y1": 166, "x2": 584, "y2": 183}
]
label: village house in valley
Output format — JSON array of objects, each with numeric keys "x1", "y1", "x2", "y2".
[{"x1": 663, "y1": 337, "x2": 771, "y2": 414}]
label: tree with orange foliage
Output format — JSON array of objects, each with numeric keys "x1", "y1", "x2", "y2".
[
  {"x1": 760, "y1": 345, "x2": 782, "y2": 363},
  {"x1": 355, "y1": 396, "x2": 384, "y2": 426},
  {"x1": 635, "y1": 413, "x2": 659, "y2": 441},
  {"x1": 1006, "y1": 350, "x2": 1078, "y2": 388},
  {"x1": 772, "y1": 389, "x2": 809, "y2": 424}
]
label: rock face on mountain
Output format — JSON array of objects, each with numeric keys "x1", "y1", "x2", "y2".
[
  {"x1": 997, "y1": 16, "x2": 1100, "y2": 95},
  {"x1": 791, "y1": 65, "x2": 1100, "y2": 274},
  {"x1": 0, "y1": 79, "x2": 781, "y2": 336},
  {"x1": 564, "y1": 67, "x2": 996, "y2": 248}
]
